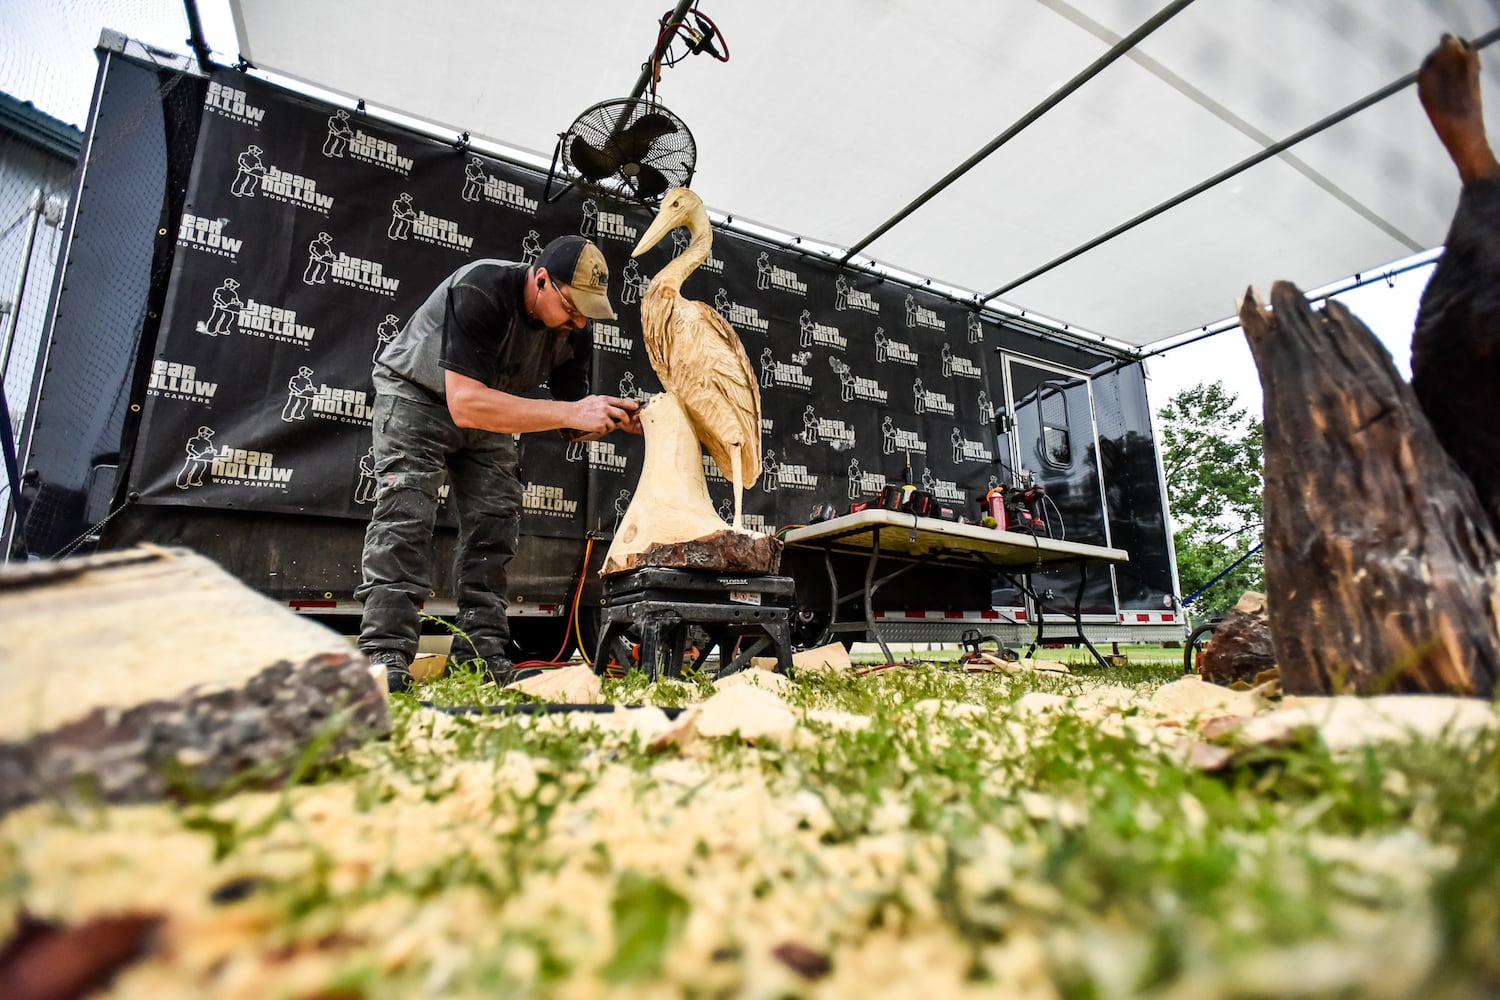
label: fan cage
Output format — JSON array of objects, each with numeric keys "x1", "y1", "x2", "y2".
[{"x1": 554, "y1": 97, "x2": 696, "y2": 204}]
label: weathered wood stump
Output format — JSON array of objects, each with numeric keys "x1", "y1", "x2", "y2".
[
  {"x1": 0, "y1": 546, "x2": 387, "y2": 815},
  {"x1": 1240, "y1": 284, "x2": 1500, "y2": 697},
  {"x1": 1199, "y1": 591, "x2": 1276, "y2": 687}
]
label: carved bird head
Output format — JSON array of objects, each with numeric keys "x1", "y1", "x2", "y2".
[{"x1": 633, "y1": 186, "x2": 704, "y2": 257}]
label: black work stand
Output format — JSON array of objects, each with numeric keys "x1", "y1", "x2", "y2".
[
  {"x1": 593, "y1": 567, "x2": 796, "y2": 680},
  {"x1": 781, "y1": 510, "x2": 1129, "y2": 668}
]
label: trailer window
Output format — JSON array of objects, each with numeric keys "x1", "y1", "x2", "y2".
[{"x1": 1036, "y1": 381, "x2": 1072, "y2": 468}]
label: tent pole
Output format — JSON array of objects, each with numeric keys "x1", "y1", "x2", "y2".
[
  {"x1": 182, "y1": 0, "x2": 214, "y2": 73},
  {"x1": 839, "y1": 0, "x2": 1198, "y2": 264},
  {"x1": 981, "y1": 26, "x2": 1500, "y2": 304}
]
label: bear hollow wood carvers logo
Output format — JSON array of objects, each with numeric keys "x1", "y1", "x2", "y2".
[
  {"x1": 523, "y1": 483, "x2": 579, "y2": 518},
  {"x1": 873, "y1": 327, "x2": 919, "y2": 366},
  {"x1": 846, "y1": 459, "x2": 887, "y2": 500},
  {"x1": 830, "y1": 357, "x2": 887, "y2": 404},
  {"x1": 461, "y1": 157, "x2": 539, "y2": 213},
  {"x1": 148, "y1": 360, "x2": 218, "y2": 406},
  {"x1": 880, "y1": 416, "x2": 928, "y2": 457},
  {"x1": 911, "y1": 377, "x2": 957, "y2": 417},
  {"x1": 951, "y1": 428, "x2": 996, "y2": 464},
  {"x1": 306, "y1": 229, "x2": 400, "y2": 298},
  {"x1": 756, "y1": 348, "x2": 814, "y2": 392},
  {"x1": 385, "y1": 193, "x2": 474, "y2": 253},
  {"x1": 195, "y1": 446, "x2": 294, "y2": 491},
  {"x1": 236, "y1": 296, "x2": 317, "y2": 349},
  {"x1": 581, "y1": 201, "x2": 638, "y2": 245},
  {"x1": 903, "y1": 294, "x2": 948, "y2": 331},
  {"x1": 714, "y1": 289, "x2": 770, "y2": 335},
  {"x1": 794, "y1": 404, "x2": 855, "y2": 451},
  {"x1": 350, "y1": 129, "x2": 414, "y2": 175},
  {"x1": 756, "y1": 252, "x2": 807, "y2": 296},
  {"x1": 921, "y1": 469, "x2": 969, "y2": 504},
  {"x1": 834, "y1": 275, "x2": 881, "y2": 315},
  {"x1": 703, "y1": 454, "x2": 728, "y2": 483},
  {"x1": 941, "y1": 343, "x2": 984, "y2": 380},
  {"x1": 229, "y1": 144, "x2": 334, "y2": 215},
  {"x1": 591, "y1": 321, "x2": 634, "y2": 357},
  {"x1": 582, "y1": 439, "x2": 629, "y2": 474},
  {"x1": 205, "y1": 81, "x2": 265, "y2": 126},
  {"x1": 798, "y1": 311, "x2": 847, "y2": 351},
  {"x1": 177, "y1": 214, "x2": 242, "y2": 260}
]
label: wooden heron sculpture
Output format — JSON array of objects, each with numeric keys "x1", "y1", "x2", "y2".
[{"x1": 600, "y1": 187, "x2": 765, "y2": 574}]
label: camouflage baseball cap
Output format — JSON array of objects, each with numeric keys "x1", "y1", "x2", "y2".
[{"x1": 536, "y1": 235, "x2": 616, "y2": 320}]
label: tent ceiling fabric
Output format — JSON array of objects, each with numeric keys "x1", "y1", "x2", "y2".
[{"x1": 230, "y1": 0, "x2": 1500, "y2": 349}]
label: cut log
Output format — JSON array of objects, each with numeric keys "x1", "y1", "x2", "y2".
[
  {"x1": 0, "y1": 546, "x2": 387, "y2": 815},
  {"x1": 1240, "y1": 283, "x2": 1500, "y2": 697},
  {"x1": 626, "y1": 530, "x2": 783, "y2": 575},
  {"x1": 1198, "y1": 591, "x2": 1276, "y2": 688},
  {"x1": 603, "y1": 392, "x2": 766, "y2": 575},
  {"x1": 1411, "y1": 35, "x2": 1500, "y2": 533}
]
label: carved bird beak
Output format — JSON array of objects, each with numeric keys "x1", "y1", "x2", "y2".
[
  {"x1": 632, "y1": 186, "x2": 695, "y2": 257},
  {"x1": 632, "y1": 210, "x2": 678, "y2": 257}
]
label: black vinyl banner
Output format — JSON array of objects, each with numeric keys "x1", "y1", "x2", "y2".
[{"x1": 131, "y1": 69, "x2": 1007, "y2": 539}]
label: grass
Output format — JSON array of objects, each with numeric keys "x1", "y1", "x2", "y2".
[{"x1": 1, "y1": 651, "x2": 1497, "y2": 998}]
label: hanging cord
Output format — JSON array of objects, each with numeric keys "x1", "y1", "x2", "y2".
[
  {"x1": 51, "y1": 492, "x2": 138, "y2": 560},
  {"x1": 510, "y1": 535, "x2": 596, "y2": 670},
  {"x1": 0, "y1": 384, "x2": 29, "y2": 557},
  {"x1": 570, "y1": 535, "x2": 597, "y2": 665}
]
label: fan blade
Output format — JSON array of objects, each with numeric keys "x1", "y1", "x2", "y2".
[
  {"x1": 616, "y1": 112, "x2": 678, "y2": 160},
  {"x1": 568, "y1": 133, "x2": 619, "y2": 181},
  {"x1": 631, "y1": 161, "x2": 671, "y2": 199}
]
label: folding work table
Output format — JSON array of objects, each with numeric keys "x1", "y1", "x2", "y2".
[{"x1": 781, "y1": 509, "x2": 1129, "y2": 667}]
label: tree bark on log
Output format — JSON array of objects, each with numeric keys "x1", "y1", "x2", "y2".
[
  {"x1": 0, "y1": 547, "x2": 387, "y2": 815},
  {"x1": 1240, "y1": 283, "x2": 1500, "y2": 697}
]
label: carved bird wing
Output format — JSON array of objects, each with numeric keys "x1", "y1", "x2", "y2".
[{"x1": 668, "y1": 298, "x2": 762, "y2": 488}]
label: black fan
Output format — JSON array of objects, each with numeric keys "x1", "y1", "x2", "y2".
[{"x1": 545, "y1": 98, "x2": 696, "y2": 204}]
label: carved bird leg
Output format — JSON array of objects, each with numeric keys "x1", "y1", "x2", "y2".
[
  {"x1": 1418, "y1": 34, "x2": 1500, "y2": 184},
  {"x1": 730, "y1": 449, "x2": 743, "y2": 531}
]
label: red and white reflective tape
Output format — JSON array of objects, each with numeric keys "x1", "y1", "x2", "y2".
[
  {"x1": 1119, "y1": 611, "x2": 1179, "y2": 623},
  {"x1": 872, "y1": 609, "x2": 1019, "y2": 622}
]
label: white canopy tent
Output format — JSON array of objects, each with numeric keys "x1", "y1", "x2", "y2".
[{"x1": 222, "y1": 0, "x2": 1500, "y2": 353}]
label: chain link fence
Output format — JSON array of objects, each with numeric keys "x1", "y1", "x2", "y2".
[{"x1": 0, "y1": 0, "x2": 217, "y2": 560}]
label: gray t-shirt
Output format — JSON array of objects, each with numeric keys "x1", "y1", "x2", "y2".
[{"x1": 373, "y1": 259, "x2": 591, "y2": 405}]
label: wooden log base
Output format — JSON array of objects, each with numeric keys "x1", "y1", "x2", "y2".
[{"x1": 614, "y1": 530, "x2": 784, "y2": 575}]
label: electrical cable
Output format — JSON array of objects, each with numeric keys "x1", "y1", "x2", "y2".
[
  {"x1": 510, "y1": 535, "x2": 594, "y2": 670},
  {"x1": 572, "y1": 535, "x2": 597, "y2": 665},
  {"x1": 1042, "y1": 492, "x2": 1066, "y2": 541}
]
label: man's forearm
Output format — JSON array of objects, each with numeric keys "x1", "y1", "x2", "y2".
[{"x1": 448, "y1": 384, "x2": 581, "y2": 434}]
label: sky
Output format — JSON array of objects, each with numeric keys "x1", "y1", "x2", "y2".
[{"x1": 1, "y1": 0, "x2": 1438, "y2": 433}]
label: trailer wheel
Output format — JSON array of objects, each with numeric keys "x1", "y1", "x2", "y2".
[{"x1": 1183, "y1": 619, "x2": 1221, "y2": 674}]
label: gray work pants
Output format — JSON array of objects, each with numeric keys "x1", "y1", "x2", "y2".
[{"x1": 356, "y1": 392, "x2": 522, "y2": 665}]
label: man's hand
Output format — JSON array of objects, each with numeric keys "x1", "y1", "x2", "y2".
[{"x1": 571, "y1": 395, "x2": 641, "y2": 436}]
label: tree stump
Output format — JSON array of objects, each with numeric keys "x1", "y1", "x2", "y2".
[
  {"x1": 1199, "y1": 591, "x2": 1276, "y2": 687},
  {"x1": 603, "y1": 393, "x2": 774, "y2": 576},
  {"x1": 1239, "y1": 284, "x2": 1500, "y2": 697}
]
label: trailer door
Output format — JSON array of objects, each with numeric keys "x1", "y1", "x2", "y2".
[{"x1": 993, "y1": 356, "x2": 1118, "y2": 617}]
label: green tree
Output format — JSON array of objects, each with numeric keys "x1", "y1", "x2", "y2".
[{"x1": 1158, "y1": 381, "x2": 1264, "y2": 621}]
